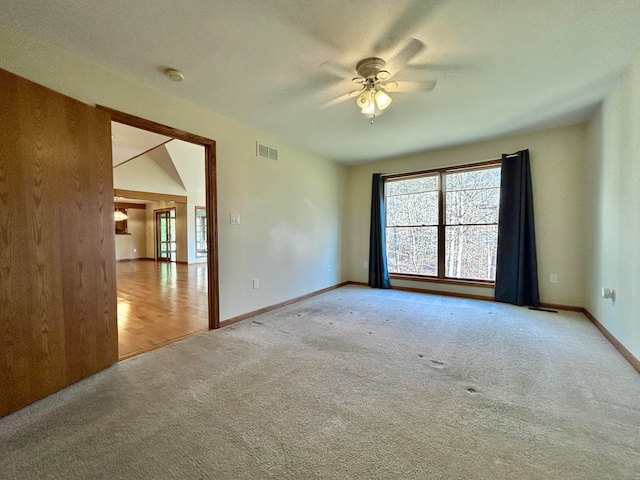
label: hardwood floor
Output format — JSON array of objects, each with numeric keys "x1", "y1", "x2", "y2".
[{"x1": 116, "y1": 260, "x2": 209, "y2": 359}]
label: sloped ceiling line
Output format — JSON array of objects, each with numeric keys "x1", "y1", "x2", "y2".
[
  {"x1": 148, "y1": 141, "x2": 187, "y2": 190},
  {"x1": 164, "y1": 140, "x2": 206, "y2": 194},
  {"x1": 111, "y1": 121, "x2": 172, "y2": 167}
]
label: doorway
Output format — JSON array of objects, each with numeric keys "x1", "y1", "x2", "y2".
[
  {"x1": 102, "y1": 106, "x2": 219, "y2": 360},
  {"x1": 156, "y1": 208, "x2": 176, "y2": 262}
]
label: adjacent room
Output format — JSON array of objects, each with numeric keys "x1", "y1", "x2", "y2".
[
  {"x1": 1, "y1": 1, "x2": 639, "y2": 478},
  {"x1": 111, "y1": 122, "x2": 210, "y2": 358}
]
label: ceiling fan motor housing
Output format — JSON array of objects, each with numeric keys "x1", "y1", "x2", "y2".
[{"x1": 355, "y1": 57, "x2": 389, "y2": 80}]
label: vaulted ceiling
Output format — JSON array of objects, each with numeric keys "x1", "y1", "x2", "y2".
[
  {"x1": 111, "y1": 122, "x2": 171, "y2": 167},
  {"x1": 112, "y1": 122, "x2": 205, "y2": 195},
  {"x1": 3, "y1": 0, "x2": 640, "y2": 164}
]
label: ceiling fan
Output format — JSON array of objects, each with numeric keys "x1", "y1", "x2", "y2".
[{"x1": 322, "y1": 39, "x2": 437, "y2": 122}]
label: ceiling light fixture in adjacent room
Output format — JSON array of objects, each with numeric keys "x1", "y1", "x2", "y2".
[{"x1": 114, "y1": 210, "x2": 128, "y2": 221}]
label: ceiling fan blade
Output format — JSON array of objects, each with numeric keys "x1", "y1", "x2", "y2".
[
  {"x1": 403, "y1": 63, "x2": 470, "y2": 76},
  {"x1": 390, "y1": 80, "x2": 437, "y2": 93},
  {"x1": 321, "y1": 89, "x2": 362, "y2": 109},
  {"x1": 373, "y1": 0, "x2": 442, "y2": 53},
  {"x1": 319, "y1": 60, "x2": 354, "y2": 80},
  {"x1": 386, "y1": 38, "x2": 427, "y2": 77}
]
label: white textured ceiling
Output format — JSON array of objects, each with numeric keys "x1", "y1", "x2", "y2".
[{"x1": 3, "y1": 0, "x2": 640, "y2": 164}]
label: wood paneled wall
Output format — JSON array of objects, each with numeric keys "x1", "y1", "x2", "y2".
[{"x1": 0, "y1": 69, "x2": 118, "y2": 417}]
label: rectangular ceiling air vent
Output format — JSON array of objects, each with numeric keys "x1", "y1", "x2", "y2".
[{"x1": 257, "y1": 142, "x2": 279, "y2": 162}]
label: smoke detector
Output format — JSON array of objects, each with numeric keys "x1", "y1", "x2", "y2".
[{"x1": 165, "y1": 69, "x2": 184, "y2": 82}]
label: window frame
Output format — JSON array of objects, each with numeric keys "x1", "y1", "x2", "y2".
[
  {"x1": 195, "y1": 206, "x2": 208, "y2": 258},
  {"x1": 384, "y1": 159, "x2": 501, "y2": 287}
]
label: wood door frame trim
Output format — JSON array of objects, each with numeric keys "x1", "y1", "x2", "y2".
[
  {"x1": 100, "y1": 106, "x2": 220, "y2": 330},
  {"x1": 114, "y1": 188, "x2": 187, "y2": 204},
  {"x1": 114, "y1": 202, "x2": 146, "y2": 210}
]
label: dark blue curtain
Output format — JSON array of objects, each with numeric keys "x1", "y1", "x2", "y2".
[
  {"x1": 368, "y1": 174, "x2": 390, "y2": 288},
  {"x1": 495, "y1": 149, "x2": 540, "y2": 307}
]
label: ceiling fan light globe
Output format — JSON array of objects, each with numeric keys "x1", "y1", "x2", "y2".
[
  {"x1": 361, "y1": 103, "x2": 375, "y2": 117},
  {"x1": 356, "y1": 91, "x2": 371, "y2": 108},
  {"x1": 375, "y1": 90, "x2": 392, "y2": 110}
]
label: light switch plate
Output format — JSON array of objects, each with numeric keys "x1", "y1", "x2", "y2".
[{"x1": 230, "y1": 214, "x2": 240, "y2": 225}]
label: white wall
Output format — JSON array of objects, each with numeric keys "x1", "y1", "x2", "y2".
[
  {"x1": 0, "y1": 24, "x2": 347, "y2": 321},
  {"x1": 115, "y1": 208, "x2": 147, "y2": 260},
  {"x1": 217, "y1": 139, "x2": 347, "y2": 315},
  {"x1": 346, "y1": 124, "x2": 589, "y2": 307},
  {"x1": 585, "y1": 52, "x2": 640, "y2": 361}
]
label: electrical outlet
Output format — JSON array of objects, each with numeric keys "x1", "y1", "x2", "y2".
[
  {"x1": 550, "y1": 273, "x2": 558, "y2": 283},
  {"x1": 364, "y1": 261, "x2": 369, "y2": 269},
  {"x1": 133, "y1": 248, "x2": 137, "y2": 253},
  {"x1": 253, "y1": 278, "x2": 259, "y2": 289},
  {"x1": 326, "y1": 264, "x2": 331, "y2": 272}
]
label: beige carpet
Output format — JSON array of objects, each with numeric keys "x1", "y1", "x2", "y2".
[{"x1": 1, "y1": 285, "x2": 639, "y2": 479}]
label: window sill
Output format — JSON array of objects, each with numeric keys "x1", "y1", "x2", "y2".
[{"x1": 389, "y1": 274, "x2": 494, "y2": 288}]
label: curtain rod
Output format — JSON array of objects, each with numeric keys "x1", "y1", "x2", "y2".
[
  {"x1": 379, "y1": 153, "x2": 524, "y2": 178},
  {"x1": 380, "y1": 157, "x2": 502, "y2": 178}
]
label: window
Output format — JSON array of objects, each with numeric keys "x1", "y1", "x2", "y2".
[
  {"x1": 385, "y1": 163, "x2": 501, "y2": 282},
  {"x1": 195, "y1": 206, "x2": 207, "y2": 257}
]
